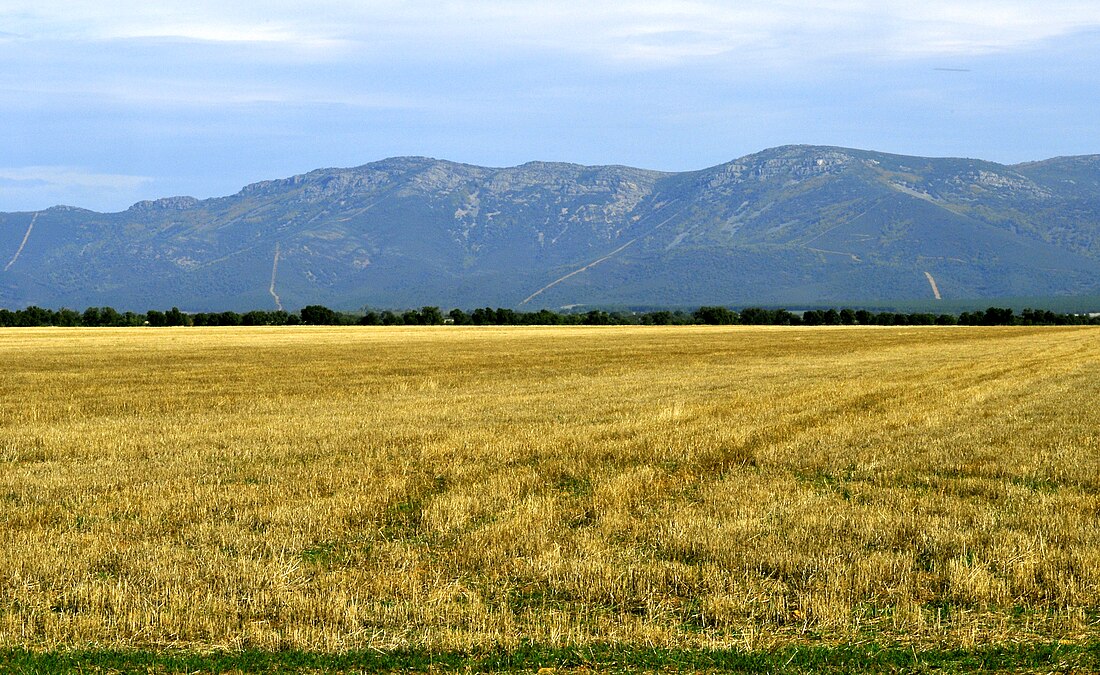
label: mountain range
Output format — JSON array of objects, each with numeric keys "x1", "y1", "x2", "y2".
[{"x1": 2, "y1": 145, "x2": 1100, "y2": 311}]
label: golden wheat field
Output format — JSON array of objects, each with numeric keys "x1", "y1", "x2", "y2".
[{"x1": 1, "y1": 325, "x2": 1099, "y2": 652}]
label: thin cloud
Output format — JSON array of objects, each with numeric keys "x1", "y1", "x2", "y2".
[
  {"x1": 2, "y1": 3, "x2": 345, "y2": 53},
  {"x1": 0, "y1": 76, "x2": 428, "y2": 111},
  {"x1": 321, "y1": 1, "x2": 1100, "y2": 64},
  {"x1": 0, "y1": 167, "x2": 156, "y2": 211},
  {"x1": 2, "y1": 0, "x2": 1097, "y2": 213},
  {"x1": 9, "y1": 1, "x2": 1100, "y2": 64},
  {"x1": 0, "y1": 167, "x2": 152, "y2": 191}
]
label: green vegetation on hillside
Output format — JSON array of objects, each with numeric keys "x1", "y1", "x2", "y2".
[{"x1": 3, "y1": 147, "x2": 1100, "y2": 310}]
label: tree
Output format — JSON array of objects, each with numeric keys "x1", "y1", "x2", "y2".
[
  {"x1": 693, "y1": 306, "x2": 738, "y2": 325},
  {"x1": 802, "y1": 310, "x2": 824, "y2": 326},
  {"x1": 418, "y1": 306, "x2": 444, "y2": 325},
  {"x1": 582, "y1": 310, "x2": 614, "y2": 325},
  {"x1": 981, "y1": 307, "x2": 1015, "y2": 326},
  {"x1": 164, "y1": 307, "x2": 189, "y2": 326},
  {"x1": 270, "y1": 310, "x2": 291, "y2": 325},
  {"x1": 773, "y1": 309, "x2": 799, "y2": 325},
  {"x1": 82, "y1": 307, "x2": 102, "y2": 327},
  {"x1": 739, "y1": 307, "x2": 771, "y2": 325},
  {"x1": 1020, "y1": 308, "x2": 1058, "y2": 326},
  {"x1": 218, "y1": 311, "x2": 242, "y2": 326},
  {"x1": 380, "y1": 310, "x2": 402, "y2": 325},
  {"x1": 300, "y1": 304, "x2": 338, "y2": 325},
  {"x1": 57, "y1": 308, "x2": 81, "y2": 327},
  {"x1": 359, "y1": 311, "x2": 382, "y2": 326},
  {"x1": 529, "y1": 309, "x2": 562, "y2": 325},
  {"x1": 241, "y1": 310, "x2": 268, "y2": 325},
  {"x1": 642, "y1": 310, "x2": 674, "y2": 325},
  {"x1": 100, "y1": 307, "x2": 123, "y2": 326},
  {"x1": 18, "y1": 306, "x2": 53, "y2": 326},
  {"x1": 470, "y1": 308, "x2": 495, "y2": 325}
]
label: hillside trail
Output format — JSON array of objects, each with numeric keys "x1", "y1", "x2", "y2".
[
  {"x1": 796, "y1": 201, "x2": 879, "y2": 262},
  {"x1": 4, "y1": 212, "x2": 37, "y2": 272},
  {"x1": 269, "y1": 242, "x2": 283, "y2": 310},
  {"x1": 519, "y1": 200, "x2": 683, "y2": 305},
  {"x1": 924, "y1": 271, "x2": 942, "y2": 300}
]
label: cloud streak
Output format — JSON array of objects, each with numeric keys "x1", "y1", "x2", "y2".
[
  {"x1": 8, "y1": 1, "x2": 1100, "y2": 64},
  {"x1": 0, "y1": 167, "x2": 154, "y2": 211},
  {"x1": 2, "y1": 1, "x2": 1097, "y2": 211},
  {"x1": 0, "y1": 167, "x2": 151, "y2": 191}
]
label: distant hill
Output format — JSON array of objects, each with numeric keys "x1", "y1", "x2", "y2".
[{"x1": 2, "y1": 146, "x2": 1100, "y2": 311}]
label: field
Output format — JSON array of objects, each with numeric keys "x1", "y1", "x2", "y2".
[{"x1": 2, "y1": 325, "x2": 1100, "y2": 671}]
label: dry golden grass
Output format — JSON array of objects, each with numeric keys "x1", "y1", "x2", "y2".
[{"x1": 1, "y1": 325, "x2": 1099, "y2": 652}]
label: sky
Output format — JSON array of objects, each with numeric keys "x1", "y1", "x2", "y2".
[{"x1": 2, "y1": 0, "x2": 1099, "y2": 212}]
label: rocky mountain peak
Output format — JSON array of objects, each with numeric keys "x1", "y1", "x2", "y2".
[
  {"x1": 4, "y1": 146, "x2": 1100, "y2": 312},
  {"x1": 127, "y1": 196, "x2": 201, "y2": 212}
]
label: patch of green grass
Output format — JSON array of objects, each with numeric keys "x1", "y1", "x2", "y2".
[{"x1": 3, "y1": 642, "x2": 1100, "y2": 674}]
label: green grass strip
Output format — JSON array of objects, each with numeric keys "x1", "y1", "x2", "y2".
[{"x1": 2, "y1": 642, "x2": 1099, "y2": 673}]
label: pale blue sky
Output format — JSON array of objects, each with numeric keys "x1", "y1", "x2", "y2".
[{"x1": 2, "y1": 1, "x2": 1099, "y2": 212}]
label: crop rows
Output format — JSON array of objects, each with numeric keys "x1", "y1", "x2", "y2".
[{"x1": 1, "y1": 326, "x2": 1098, "y2": 652}]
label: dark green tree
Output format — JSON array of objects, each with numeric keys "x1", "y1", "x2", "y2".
[
  {"x1": 693, "y1": 306, "x2": 738, "y2": 325},
  {"x1": 18, "y1": 306, "x2": 53, "y2": 326},
  {"x1": 802, "y1": 310, "x2": 824, "y2": 326},
  {"x1": 56, "y1": 308, "x2": 81, "y2": 327},
  {"x1": 300, "y1": 305, "x2": 338, "y2": 325},
  {"x1": 470, "y1": 308, "x2": 495, "y2": 325},
  {"x1": 642, "y1": 310, "x2": 674, "y2": 325},
  {"x1": 359, "y1": 311, "x2": 382, "y2": 326},
  {"x1": 582, "y1": 310, "x2": 614, "y2": 325},
  {"x1": 418, "y1": 306, "x2": 444, "y2": 325},
  {"x1": 82, "y1": 307, "x2": 102, "y2": 327},
  {"x1": 241, "y1": 310, "x2": 268, "y2": 325},
  {"x1": 100, "y1": 307, "x2": 123, "y2": 326},
  {"x1": 739, "y1": 307, "x2": 771, "y2": 325},
  {"x1": 164, "y1": 307, "x2": 189, "y2": 326},
  {"x1": 380, "y1": 310, "x2": 402, "y2": 325},
  {"x1": 981, "y1": 307, "x2": 1015, "y2": 325}
]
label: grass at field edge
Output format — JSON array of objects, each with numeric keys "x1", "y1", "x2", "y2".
[{"x1": 3, "y1": 642, "x2": 1098, "y2": 673}]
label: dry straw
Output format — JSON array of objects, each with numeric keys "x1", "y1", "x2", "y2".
[{"x1": 1, "y1": 325, "x2": 1098, "y2": 651}]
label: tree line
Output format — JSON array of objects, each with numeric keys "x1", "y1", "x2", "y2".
[{"x1": 1, "y1": 304, "x2": 1098, "y2": 328}]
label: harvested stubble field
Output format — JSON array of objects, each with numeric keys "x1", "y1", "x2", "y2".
[{"x1": 2, "y1": 325, "x2": 1100, "y2": 666}]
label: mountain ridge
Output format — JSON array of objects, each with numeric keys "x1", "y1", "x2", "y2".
[{"x1": 2, "y1": 145, "x2": 1100, "y2": 311}]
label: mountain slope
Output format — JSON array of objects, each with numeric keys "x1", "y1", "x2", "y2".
[{"x1": 2, "y1": 146, "x2": 1099, "y2": 310}]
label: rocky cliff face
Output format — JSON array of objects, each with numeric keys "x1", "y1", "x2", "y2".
[{"x1": 1, "y1": 146, "x2": 1099, "y2": 311}]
